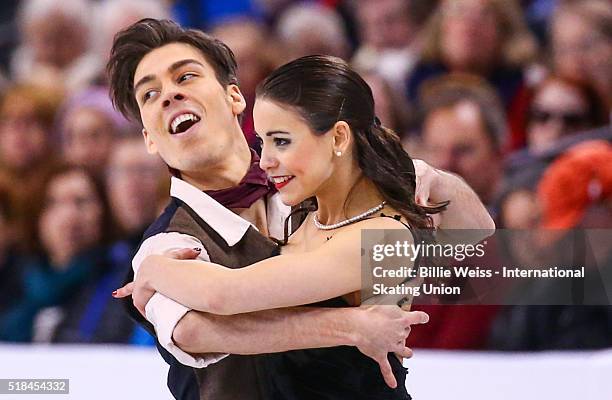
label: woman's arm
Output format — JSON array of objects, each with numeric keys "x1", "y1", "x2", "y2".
[{"x1": 138, "y1": 218, "x2": 409, "y2": 315}]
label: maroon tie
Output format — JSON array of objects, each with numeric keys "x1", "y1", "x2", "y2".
[{"x1": 204, "y1": 149, "x2": 277, "y2": 209}]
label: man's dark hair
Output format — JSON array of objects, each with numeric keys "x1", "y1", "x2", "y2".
[
  {"x1": 107, "y1": 18, "x2": 239, "y2": 123},
  {"x1": 418, "y1": 73, "x2": 508, "y2": 153}
]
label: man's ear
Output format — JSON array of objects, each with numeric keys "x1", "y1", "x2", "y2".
[
  {"x1": 332, "y1": 121, "x2": 352, "y2": 156},
  {"x1": 227, "y1": 84, "x2": 247, "y2": 115},
  {"x1": 142, "y1": 128, "x2": 158, "y2": 155}
]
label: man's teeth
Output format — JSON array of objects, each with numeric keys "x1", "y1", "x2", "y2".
[
  {"x1": 273, "y1": 176, "x2": 293, "y2": 184},
  {"x1": 171, "y1": 113, "x2": 200, "y2": 133}
]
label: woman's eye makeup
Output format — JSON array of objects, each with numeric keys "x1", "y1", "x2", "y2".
[
  {"x1": 273, "y1": 137, "x2": 291, "y2": 146},
  {"x1": 255, "y1": 133, "x2": 291, "y2": 147}
]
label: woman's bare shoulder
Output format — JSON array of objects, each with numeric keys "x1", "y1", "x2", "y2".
[{"x1": 325, "y1": 213, "x2": 411, "y2": 245}]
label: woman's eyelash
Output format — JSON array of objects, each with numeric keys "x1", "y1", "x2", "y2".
[
  {"x1": 254, "y1": 135, "x2": 290, "y2": 147},
  {"x1": 274, "y1": 138, "x2": 290, "y2": 146}
]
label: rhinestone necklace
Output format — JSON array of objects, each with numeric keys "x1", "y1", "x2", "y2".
[{"x1": 313, "y1": 201, "x2": 386, "y2": 230}]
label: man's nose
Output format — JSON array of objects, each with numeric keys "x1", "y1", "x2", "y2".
[{"x1": 162, "y1": 92, "x2": 186, "y2": 108}]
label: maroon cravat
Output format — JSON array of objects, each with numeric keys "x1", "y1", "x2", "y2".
[{"x1": 204, "y1": 149, "x2": 277, "y2": 209}]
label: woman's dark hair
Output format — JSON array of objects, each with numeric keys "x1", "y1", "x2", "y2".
[
  {"x1": 529, "y1": 75, "x2": 609, "y2": 128},
  {"x1": 256, "y1": 55, "x2": 448, "y2": 231},
  {"x1": 107, "y1": 18, "x2": 239, "y2": 124}
]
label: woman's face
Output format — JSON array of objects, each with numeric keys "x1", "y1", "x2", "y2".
[
  {"x1": 26, "y1": 12, "x2": 87, "y2": 69},
  {"x1": 501, "y1": 189, "x2": 541, "y2": 229},
  {"x1": 39, "y1": 170, "x2": 103, "y2": 265},
  {"x1": 553, "y1": 10, "x2": 612, "y2": 99},
  {"x1": 440, "y1": 0, "x2": 500, "y2": 72},
  {"x1": 62, "y1": 107, "x2": 116, "y2": 172},
  {"x1": 0, "y1": 99, "x2": 48, "y2": 170},
  {"x1": 527, "y1": 80, "x2": 591, "y2": 154},
  {"x1": 253, "y1": 98, "x2": 336, "y2": 206}
]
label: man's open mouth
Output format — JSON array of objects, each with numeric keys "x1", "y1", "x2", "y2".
[{"x1": 169, "y1": 113, "x2": 201, "y2": 135}]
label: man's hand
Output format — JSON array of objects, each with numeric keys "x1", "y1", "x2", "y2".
[
  {"x1": 414, "y1": 159, "x2": 445, "y2": 226},
  {"x1": 352, "y1": 306, "x2": 429, "y2": 389},
  {"x1": 113, "y1": 248, "x2": 201, "y2": 316},
  {"x1": 414, "y1": 159, "x2": 442, "y2": 207},
  {"x1": 413, "y1": 158, "x2": 495, "y2": 233}
]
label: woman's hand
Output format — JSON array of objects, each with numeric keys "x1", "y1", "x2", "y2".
[{"x1": 113, "y1": 248, "x2": 201, "y2": 317}]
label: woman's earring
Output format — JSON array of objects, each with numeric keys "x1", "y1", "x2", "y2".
[{"x1": 335, "y1": 151, "x2": 342, "y2": 156}]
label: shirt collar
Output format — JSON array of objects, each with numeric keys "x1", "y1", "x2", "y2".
[{"x1": 169, "y1": 176, "x2": 253, "y2": 246}]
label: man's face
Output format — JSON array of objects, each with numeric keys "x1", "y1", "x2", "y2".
[
  {"x1": 107, "y1": 140, "x2": 165, "y2": 234},
  {"x1": 133, "y1": 43, "x2": 245, "y2": 177},
  {"x1": 440, "y1": 0, "x2": 500, "y2": 72},
  {"x1": 422, "y1": 101, "x2": 500, "y2": 202},
  {"x1": 358, "y1": 0, "x2": 414, "y2": 50}
]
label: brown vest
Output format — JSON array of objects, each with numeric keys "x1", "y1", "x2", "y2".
[
  {"x1": 173, "y1": 204, "x2": 279, "y2": 400},
  {"x1": 123, "y1": 198, "x2": 280, "y2": 400}
]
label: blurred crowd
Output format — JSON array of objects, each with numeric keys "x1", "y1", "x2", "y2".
[{"x1": 0, "y1": 0, "x2": 610, "y2": 351}]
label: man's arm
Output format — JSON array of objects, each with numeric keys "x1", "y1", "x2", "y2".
[
  {"x1": 174, "y1": 306, "x2": 425, "y2": 354},
  {"x1": 414, "y1": 160, "x2": 495, "y2": 234},
  {"x1": 129, "y1": 234, "x2": 426, "y2": 383},
  {"x1": 174, "y1": 306, "x2": 429, "y2": 389}
]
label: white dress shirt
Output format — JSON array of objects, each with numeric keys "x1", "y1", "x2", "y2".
[{"x1": 132, "y1": 177, "x2": 289, "y2": 368}]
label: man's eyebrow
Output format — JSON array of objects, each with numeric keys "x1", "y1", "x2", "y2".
[
  {"x1": 134, "y1": 75, "x2": 154, "y2": 94},
  {"x1": 133, "y1": 59, "x2": 205, "y2": 92},
  {"x1": 168, "y1": 59, "x2": 205, "y2": 73}
]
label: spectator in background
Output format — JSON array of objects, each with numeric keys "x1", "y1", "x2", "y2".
[
  {"x1": 538, "y1": 140, "x2": 612, "y2": 231},
  {"x1": 409, "y1": 0, "x2": 537, "y2": 146},
  {"x1": 496, "y1": 167, "x2": 543, "y2": 230},
  {"x1": 419, "y1": 74, "x2": 506, "y2": 215},
  {"x1": 11, "y1": 0, "x2": 97, "y2": 92},
  {"x1": 525, "y1": 75, "x2": 608, "y2": 155},
  {"x1": 410, "y1": 74, "x2": 507, "y2": 349},
  {"x1": 503, "y1": 74, "x2": 609, "y2": 191},
  {"x1": 212, "y1": 18, "x2": 280, "y2": 147},
  {"x1": 360, "y1": 70, "x2": 410, "y2": 143},
  {"x1": 58, "y1": 87, "x2": 132, "y2": 177},
  {"x1": 0, "y1": 0, "x2": 20, "y2": 79},
  {"x1": 489, "y1": 140, "x2": 612, "y2": 351},
  {"x1": 276, "y1": 2, "x2": 350, "y2": 60},
  {"x1": 52, "y1": 138, "x2": 166, "y2": 345},
  {"x1": 106, "y1": 136, "x2": 166, "y2": 246},
  {"x1": 170, "y1": 0, "x2": 263, "y2": 30},
  {"x1": 0, "y1": 83, "x2": 63, "y2": 244},
  {"x1": 551, "y1": 0, "x2": 612, "y2": 114},
  {"x1": 0, "y1": 186, "x2": 20, "y2": 315},
  {"x1": 0, "y1": 165, "x2": 112, "y2": 342},
  {"x1": 91, "y1": 0, "x2": 170, "y2": 85},
  {"x1": 352, "y1": 0, "x2": 437, "y2": 89}
]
